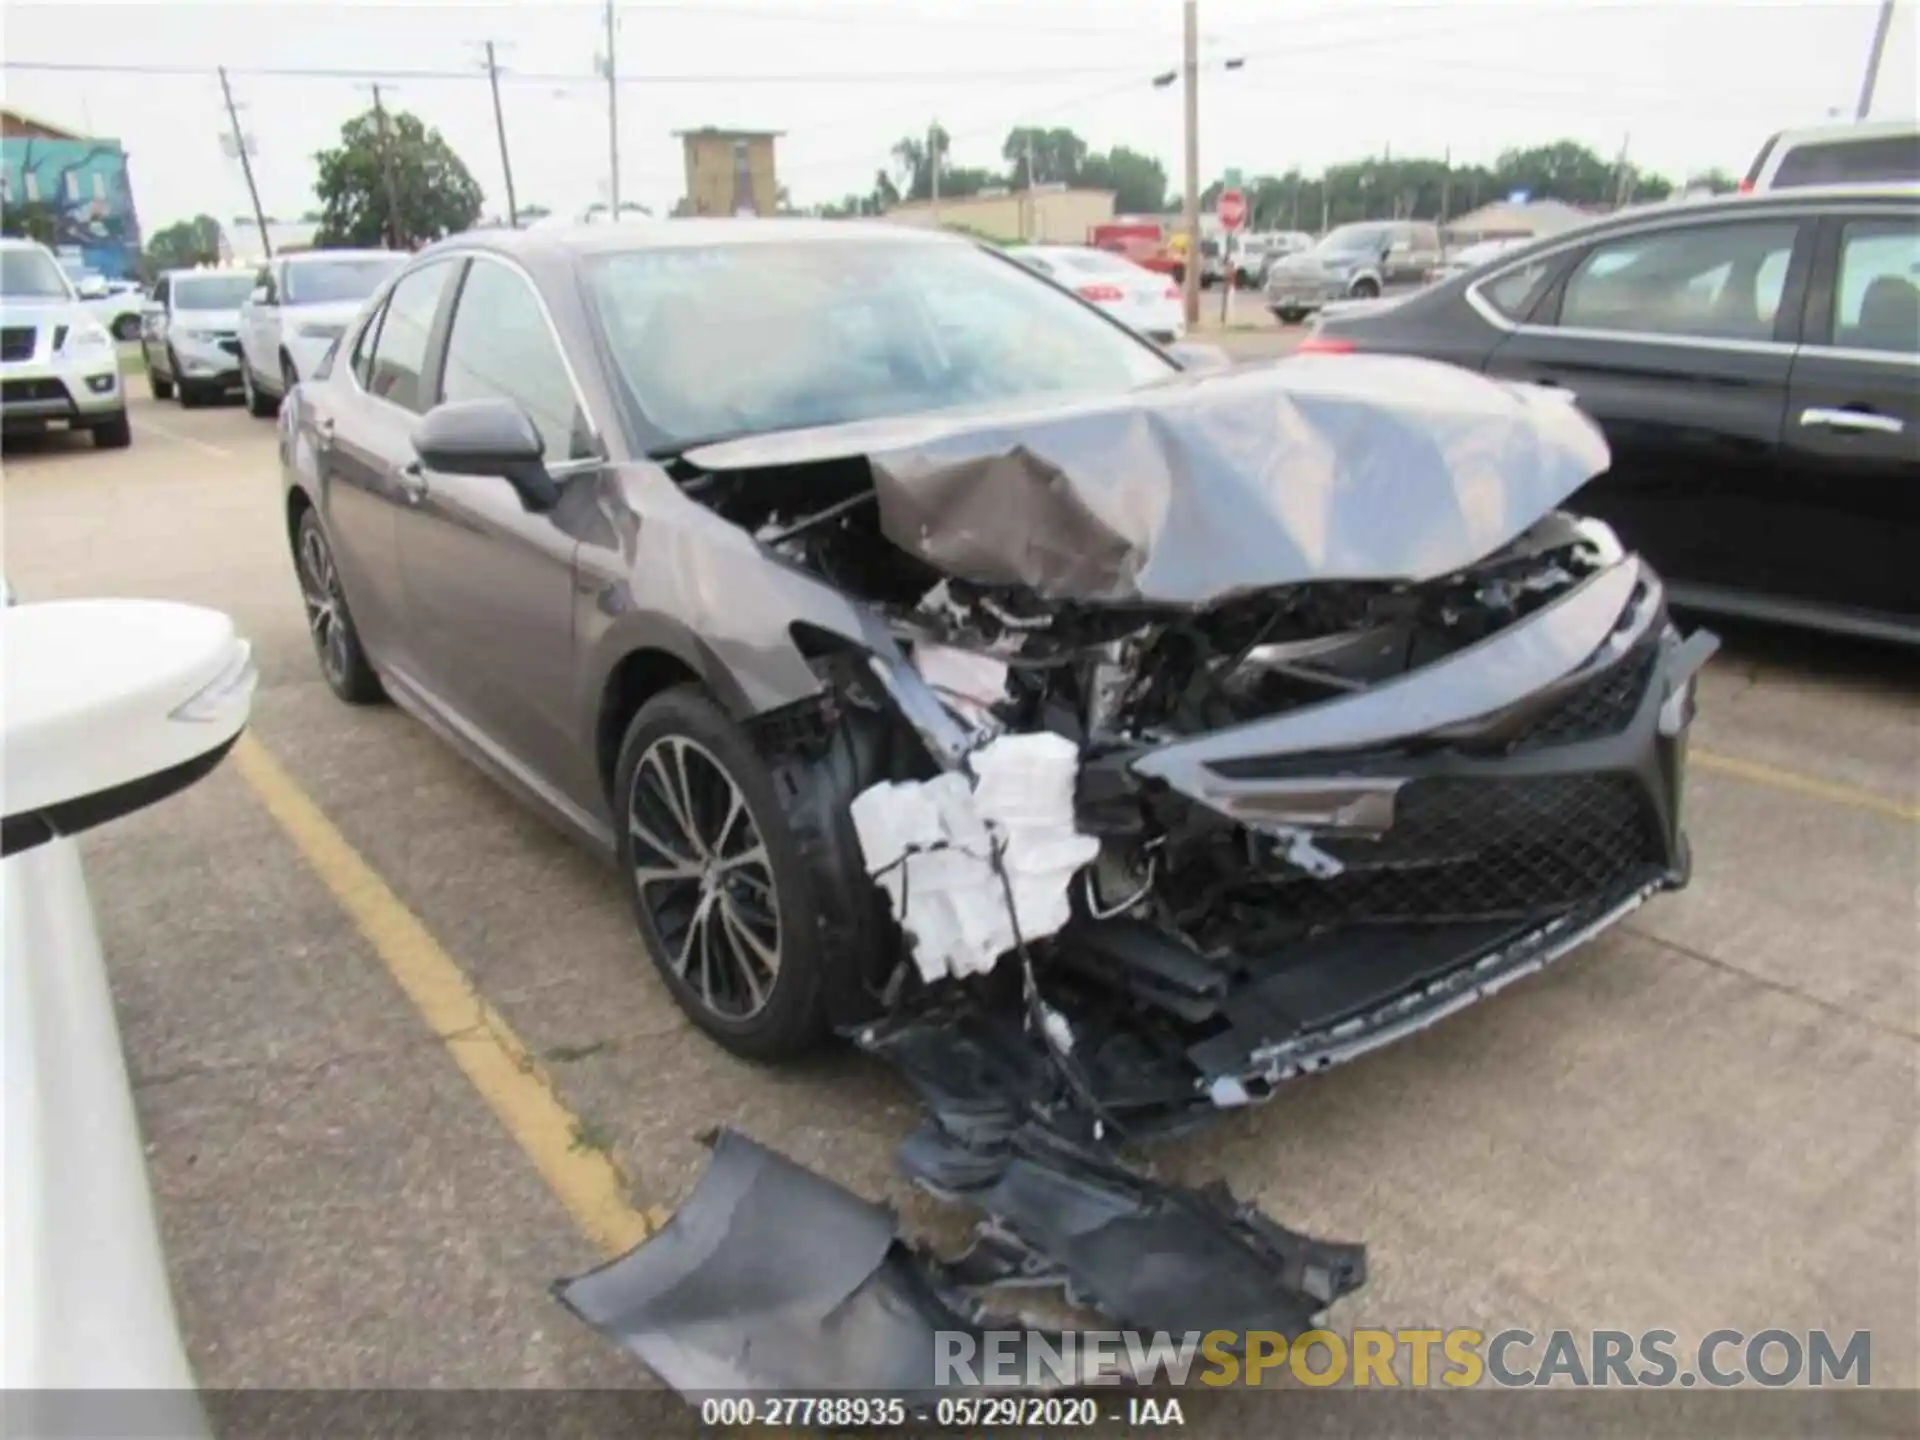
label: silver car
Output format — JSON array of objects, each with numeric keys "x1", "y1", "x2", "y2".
[
  {"x1": 139, "y1": 269, "x2": 257, "y2": 407},
  {"x1": 1265, "y1": 220, "x2": 1442, "y2": 322}
]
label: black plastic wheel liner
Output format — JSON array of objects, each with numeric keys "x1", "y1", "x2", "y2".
[{"x1": 555, "y1": 1128, "x2": 1365, "y2": 1398}]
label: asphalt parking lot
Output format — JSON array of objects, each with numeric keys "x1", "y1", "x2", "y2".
[{"x1": 4, "y1": 368, "x2": 1915, "y2": 1419}]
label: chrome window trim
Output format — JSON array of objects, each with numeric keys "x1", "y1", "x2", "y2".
[{"x1": 1462, "y1": 199, "x2": 1910, "y2": 341}]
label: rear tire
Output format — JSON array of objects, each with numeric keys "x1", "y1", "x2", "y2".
[
  {"x1": 614, "y1": 686, "x2": 829, "y2": 1061},
  {"x1": 1350, "y1": 277, "x2": 1381, "y2": 299},
  {"x1": 1275, "y1": 307, "x2": 1305, "y2": 325},
  {"x1": 90, "y1": 411, "x2": 132, "y2": 449},
  {"x1": 295, "y1": 508, "x2": 384, "y2": 705},
  {"x1": 110, "y1": 314, "x2": 141, "y2": 342}
]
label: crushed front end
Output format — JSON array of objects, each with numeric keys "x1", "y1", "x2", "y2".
[{"x1": 561, "y1": 357, "x2": 1718, "y2": 1398}]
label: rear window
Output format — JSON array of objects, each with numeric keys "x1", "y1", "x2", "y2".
[{"x1": 1770, "y1": 134, "x2": 1920, "y2": 188}]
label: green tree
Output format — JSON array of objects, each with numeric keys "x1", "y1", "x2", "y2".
[
  {"x1": 313, "y1": 107, "x2": 483, "y2": 249},
  {"x1": 1002, "y1": 126, "x2": 1089, "y2": 188},
  {"x1": 143, "y1": 214, "x2": 224, "y2": 276},
  {"x1": 1080, "y1": 147, "x2": 1168, "y2": 215}
]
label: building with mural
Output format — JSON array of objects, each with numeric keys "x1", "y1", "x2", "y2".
[{"x1": 0, "y1": 106, "x2": 143, "y2": 281}]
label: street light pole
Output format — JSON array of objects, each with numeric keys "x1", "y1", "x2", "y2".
[
  {"x1": 1855, "y1": 0, "x2": 1897, "y2": 118},
  {"x1": 480, "y1": 41, "x2": 519, "y2": 228},
  {"x1": 604, "y1": 0, "x2": 621, "y2": 217},
  {"x1": 1180, "y1": 0, "x2": 1200, "y2": 326}
]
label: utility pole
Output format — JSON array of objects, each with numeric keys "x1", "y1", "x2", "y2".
[
  {"x1": 603, "y1": 0, "x2": 621, "y2": 217},
  {"x1": 929, "y1": 119, "x2": 941, "y2": 222},
  {"x1": 217, "y1": 67, "x2": 273, "y2": 261},
  {"x1": 479, "y1": 41, "x2": 519, "y2": 228},
  {"x1": 1610, "y1": 132, "x2": 1633, "y2": 210},
  {"x1": 1439, "y1": 145, "x2": 1452, "y2": 257},
  {"x1": 362, "y1": 84, "x2": 406, "y2": 248},
  {"x1": 1180, "y1": 0, "x2": 1200, "y2": 326},
  {"x1": 1856, "y1": 0, "x2": 1897, "y2": 118},
  {"x1": 1023, "y1": 129, "x2": 1037, "y2": 239}
]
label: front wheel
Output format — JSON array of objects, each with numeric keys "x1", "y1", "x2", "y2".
[
  {"x1": 110, "y1": 313, "x2": 141, "y2": 342},
  {"x1": 614, "y1": 686, "x2": 828, "y2": 1061},
  {"x1": 90, "y1": 411, "x2": 132, "y2": 449},
  {"x1": 1350, "y1": 277, "x2": 1381, "y2": 299},
  {"x1": 295, "y1": 508, "x2": 384, "y2": 704}
]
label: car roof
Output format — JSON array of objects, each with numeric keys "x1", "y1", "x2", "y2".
[
  {"x1": 282, "y1": 248, "x2": 399, "y2": 265},
  {"x1": 1766, "y1": 117, "x2": 1920, "y2": 147},
  {"x1": 421, "y1": 217, "x2": 965, "y2": 264},
  {"x1": 161, "y1": 266, "x2": 254, "y2": 280}
]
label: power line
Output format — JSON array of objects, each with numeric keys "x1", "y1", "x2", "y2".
[{"x1": 0, "y1": 58, "x2": 1162, "y2": 85}]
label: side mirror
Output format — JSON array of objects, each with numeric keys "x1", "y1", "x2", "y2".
[
  {"x1": 2, "y1": 600, "x2": 256, "y2": 858},
  {"x1": 412, "y1": 398, "x2": 560, "y2": 511},
  {"x1": 248, "y1": 286, "x2": 270, "y2": 306},
  {"x1": 1165, "y1": 340, "x2": 1232, "y2": 374},
  {"x1": 76, "y1": 278, "x2": 109, "y2": 299}
]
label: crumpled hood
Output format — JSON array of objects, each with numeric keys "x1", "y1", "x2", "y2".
[{"x1": 683, "y1": 353, "x2": 1611, "y2": 607}]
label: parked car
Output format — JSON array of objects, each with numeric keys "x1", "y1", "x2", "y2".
[
  {"x1": 3, "y1": 580, "x2": 255, "y2": 1420},
  {"x1": 1265, "y1": 220, "x2": 1443, "y2": 321},
  {"x1": 0, "y1": 237, "x2": 131, "y2": 448},
  {"x1": 238, "y1": 249, "x2": 404, "y2": 418},
  {"x1": 1008, "y1": 244, "x2": 1185, "y2": 342},
  {"x1": 1304, "y1": 184, "x2": 1919, "y2": 644},
  {"x1": 66, "y1": 273, "x2": 146, "y2": 341},
  {"x1": 281, "y1": 217, "x2": 1710, "y2": 1105},
  {"x1": 1427, "y1": 236, "x2": 1532, "y2": 284},
  {"x1": 139, "y1": 268, "x2": 257, "y2": 407},
  {"x1": 1742, "y1": 118, "x2": 1919, "y2": 192},
  {"x1": 1234, "y1": 230, "x2": 1312, "y2": 287}
]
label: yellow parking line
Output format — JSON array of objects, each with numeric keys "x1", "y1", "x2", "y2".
[
  {"x1": 1692, "y1": 747, "x2": 1918, "y2": 825},
  {"x1": 230, "y1": 733, "x2": 656, "y2": 1257}
]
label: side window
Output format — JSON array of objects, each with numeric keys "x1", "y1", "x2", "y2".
[
  {"x1": 437, "y1": 259, "x2": 591, "y2": 463},
  {"x1": 349, "y1": 300, "x2": 386, "y2": 388},
  {"x1": 1558, "y1": 221, "x2": 1801, "y2": 341},
  {"x1": 365, "y1": 260, "x2": 456, "y2": 413},
  {"x1": 1773, "y1": 135, "x2": 1920, "y2": 189},
  {"x1": 1479, "y1": 260, "x2": 1553, "y2": 321},
  {"x1": 1829, "y1": 220, "x2": 1920, "y2": 356}
]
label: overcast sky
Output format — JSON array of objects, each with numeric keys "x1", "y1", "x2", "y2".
[{"x1": 3, "y1": 0, "x2": 1914, "y2": 229}]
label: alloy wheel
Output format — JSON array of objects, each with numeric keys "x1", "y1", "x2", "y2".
[
  {"x1": 297, "y1": 523, "x2": 351, "y2": 687},
  {"x1": 627, "y1": 735, "x2": 781, "y2": 1020}
]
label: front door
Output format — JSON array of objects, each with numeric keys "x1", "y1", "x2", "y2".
[
  {"x1": 316, "y1": 257, "x2": 463, "y2": 678},
  {"x1": 393, "y1": 254, "x2": 601, "y2": 803},
  {"x1": 1777, "y1": 210, "x2": 1920, "y2": 624},
  {"x1": 1484, "y1": 214, "x2": 1811, "y2": 600}
]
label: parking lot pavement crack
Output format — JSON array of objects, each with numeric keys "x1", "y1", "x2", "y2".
[{"x1": 1626, "y1": 923, "x2": 1919, "y2": 1043}]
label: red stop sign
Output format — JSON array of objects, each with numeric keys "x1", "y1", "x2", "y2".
[{"x1": 1217, "y1": 188, "x2": 1247, "y2": 231}]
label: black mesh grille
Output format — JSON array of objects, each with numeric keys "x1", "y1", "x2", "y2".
[
  {"x1": 1503, "y1": 644, "x2": 1659, "y2": 751},
  {"x1": 1270, "y1": 773, "x2": 1662, "y2": 924},
  {"x1": 0, "y1": 327, "x2": 35, "y2": 362},
  {"x1": 1, "y1": 377, "x2": 69, "y2": 404}
]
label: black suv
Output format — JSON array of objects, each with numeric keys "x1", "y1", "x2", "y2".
[{"x1": 1305, "y1": 185, "x2": 1918, "y2": 644}]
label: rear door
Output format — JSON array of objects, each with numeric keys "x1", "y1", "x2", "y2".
[
  {"x1": 393, "y1": 252, "x2": 602, "y2": 802},
  {"x1": 1482, "y1": 211, "x2": 1813, "y2": 600},
  {"x1": 1776, "y1": 207, "x2": 1919, "y2": 626},
  {"x1": 315, "y1": 257, "x2": 462, "y2": 677}
]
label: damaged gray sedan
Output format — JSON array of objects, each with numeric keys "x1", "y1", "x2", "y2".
[{"x1": 281, "y1": 220, "x2": 1715, "y2": 1390}]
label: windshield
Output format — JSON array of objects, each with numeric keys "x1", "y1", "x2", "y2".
[
  {"x1": 1317, "y1": 224, "x2": 1392, "y2": 255},
  {"x1": 284, "y1": 256, "x2": 402, "y2": 305},
  {"x1": 585, "y1": 240, "x2": 1175, "y2": 448},
  {"x1": 1, "y1": 247, "x2": 74, "y2": 300},
  {"x1": 172, "y1": 273, "x2": 256, "y2": 310}
]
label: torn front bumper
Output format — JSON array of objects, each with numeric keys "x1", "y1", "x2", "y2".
[
  {"x1": 862, "y1": 556, "x2": 1717, "y2": 1130},
  {"x1": 555, "y1": 1128, "x2": 1363, "y2": 1396}
]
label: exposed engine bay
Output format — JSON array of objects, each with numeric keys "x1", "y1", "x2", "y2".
[{"x1": 561, "y1": 360, "x2": 1717, "y2": 1398}]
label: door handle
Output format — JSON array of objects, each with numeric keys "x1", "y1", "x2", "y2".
[
  {"x1": 314, "y1": 416, "x2": 336, "y2": 442},
  {"x1": 1799, "y1": 407, "x2": 1904, "y2": 436},
  {"x1": 396, "y1": 460, "x2": 429, "y2": 503}
]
